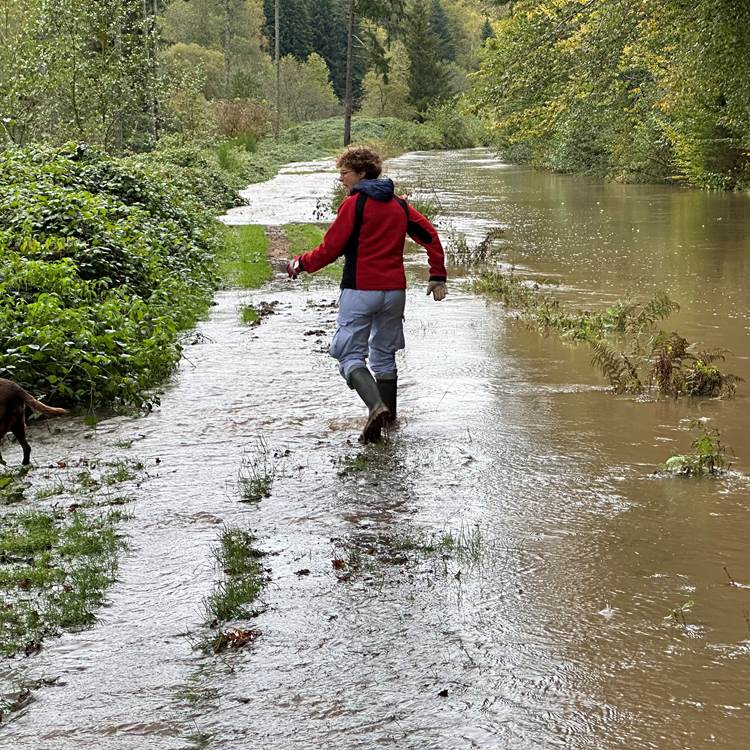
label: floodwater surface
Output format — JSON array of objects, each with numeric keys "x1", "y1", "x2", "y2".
[{"x1": 2, "y1": 150, "x2": 749, "y2": 750}]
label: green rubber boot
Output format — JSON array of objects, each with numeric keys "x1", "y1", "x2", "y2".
[
  {"x1": 376, "y1": 374, "x2": 397, "y2": 424},
  {"x1": 347, "y1": 367, "x2": 390, "y2": 443}
]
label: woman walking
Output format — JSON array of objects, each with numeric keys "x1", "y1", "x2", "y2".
[{"x1": 288, "y1": 147, "x2": 447, "y2": 443}]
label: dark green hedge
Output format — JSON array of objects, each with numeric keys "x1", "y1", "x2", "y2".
[{"x1": 0, "y1": 143, "x2": 224, "y2": 410}]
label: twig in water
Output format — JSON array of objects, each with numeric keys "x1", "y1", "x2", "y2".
[{"x1": 724, "y1": 566, "x2": 738, "y2": 587}]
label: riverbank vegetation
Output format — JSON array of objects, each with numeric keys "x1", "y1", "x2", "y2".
[
  {"x1": 472, "y1": 269, "x2": 740, "y2": 398},
  {"x1": 0, "y1": 144, "x2": 220, "y2": 411},
  {"x1": 471, "y1": 1, "x2": 750, "y2": 190},
  {"x1": 661, "y1": 421, "x2": 733, "y2": 476}
]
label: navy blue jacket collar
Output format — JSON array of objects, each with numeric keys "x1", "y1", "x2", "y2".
[{"x1": 351, "y1": 178, "x2": 394, "y2": 201}]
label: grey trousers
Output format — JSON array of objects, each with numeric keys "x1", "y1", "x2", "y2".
[{"x1": 329, "y1": 289, "x2": 406, "y2": 380}]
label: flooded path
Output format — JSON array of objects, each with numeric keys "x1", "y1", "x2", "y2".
[{"x1": 2, "y1": 150, "x2": 750, "y2": 749}]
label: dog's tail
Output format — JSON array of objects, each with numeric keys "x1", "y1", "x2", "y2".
[{"x1": 21, "y1": 392, "x2": 68, "y2": 417}]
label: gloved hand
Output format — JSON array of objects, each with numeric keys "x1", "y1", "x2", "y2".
[
  {"x1": 287, "y1": 256, "x2": 302, "y2": 279},
  {"x1": 426, "y1": 280, "x2": 447, "y2": 301}
]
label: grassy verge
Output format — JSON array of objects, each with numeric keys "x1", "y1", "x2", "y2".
[
  {"x1": 0, "y1": 456, "x2": 142, "y2": 661},
  {"x1": 202, "y1": 526, "x2": 266, "y2": 653},
  {"x1": 197, "y1": 111, "x2": 488, "y2": 193},
  {"x1": 0, "y1": 507, "x2": 125, "y2": 657},
  {"x1": 215, "y1": 225, "x2": 272, "y2": 289}
]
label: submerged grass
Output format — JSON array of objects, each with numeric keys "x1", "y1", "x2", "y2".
[
  {"x1": 202, "y1": 526, "x2": 266, "y2": 653},
  {"x1": 0, "y1": 508, "x2": 125, "y2": 657},
  {"x1": 216, "y1": 225, "x2": 272, "y2": 289},
  {"x1": 237, "y1": 438, "x2": 278, "y2": 502},
  {"x1": 0, "y1": 454, "x2": 141, "y2": 658},
  {"x1": 240, "y1": 304, "x2": 261, "y2": 326},
  {"x1": 332, "y1": 523, "x2": 485, "y2": 582}
]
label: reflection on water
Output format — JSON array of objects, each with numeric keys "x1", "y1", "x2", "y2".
[{"x1": 2, "y1": 150, "x2": 750, "y2": 750}]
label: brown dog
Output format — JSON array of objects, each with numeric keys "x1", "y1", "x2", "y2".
[{"x1": 0, "y1": 378, "x2": 68, "y2": 466}]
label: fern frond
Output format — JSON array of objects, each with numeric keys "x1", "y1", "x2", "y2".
[
  {"x1": 590, "y1": 340, "x2": 642, "y2": 392},
  {"x1": 627, "y1": 292, "x2": 679, "y2": 337}
]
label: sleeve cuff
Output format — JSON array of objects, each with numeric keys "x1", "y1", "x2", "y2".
[{"x1": 429, "y1": 275, "x2": 447, "y2": 282}]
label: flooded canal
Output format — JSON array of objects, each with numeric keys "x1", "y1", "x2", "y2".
[{"x1": 2, "y1": 149, "x2": 749, "y2": 749}]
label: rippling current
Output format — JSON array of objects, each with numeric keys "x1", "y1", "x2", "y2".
[{"x1": 2, "y1": 149, "x2": 749, "y2": 750}]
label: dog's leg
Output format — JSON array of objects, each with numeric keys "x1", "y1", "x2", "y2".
[{"x1": 11, "y1": 411, "x2": 31, "y2": 466}]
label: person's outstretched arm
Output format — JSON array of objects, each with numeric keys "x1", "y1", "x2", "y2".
[
  {"x1": 287, "y1": 196, "x2": 356, "y2": 277},
  {"x1": 405, "y1": 204, "x2": 448, "y2": 301}
]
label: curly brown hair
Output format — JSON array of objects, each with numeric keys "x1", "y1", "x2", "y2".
[{"x1": 336, "y1": 147, "x2": 382, "y2": 180}]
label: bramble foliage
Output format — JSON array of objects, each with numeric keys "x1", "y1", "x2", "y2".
[{"x1": 0, "y1": 143, "x2": 222, "y2": 410}]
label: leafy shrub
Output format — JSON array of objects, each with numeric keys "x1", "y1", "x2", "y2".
[
  {"x1": 211, "y1": 99, "x2": 272, "y2": 139},
  {"x1": 661, "y1": 421, "x2": 733, "y2": 476},
  {"x1": 0, "y1": 143, "x2": 222, "y2": 410}
]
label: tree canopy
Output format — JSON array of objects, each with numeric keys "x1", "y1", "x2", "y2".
[{"x1": 470, "y1": 0, "x2": 750, "y2": 188}]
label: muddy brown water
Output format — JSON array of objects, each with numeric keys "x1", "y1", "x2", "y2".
[{"x1": 2, "y1": 150, "x2": 749, "y2": 749}]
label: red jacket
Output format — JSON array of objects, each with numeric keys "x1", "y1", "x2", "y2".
[{"x1": 298, "y1": 180, "x2": 447, "y2": 290}]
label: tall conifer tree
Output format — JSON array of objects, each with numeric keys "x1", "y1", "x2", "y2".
[{"x1": 404, "y1": 0, "x2": 449, "y2": 112}]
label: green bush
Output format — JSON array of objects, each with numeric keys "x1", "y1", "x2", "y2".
[{"x1": 0, "y1": 144, "x2": 221, "y2": 410}]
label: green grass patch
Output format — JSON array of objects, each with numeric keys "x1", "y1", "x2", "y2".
[
  {"x1": 0, "y1": 467, "x2": 29, "y2": 505},
  {"x1": 0, "y1": 508, "x2": 125, "y2": 657},
  {"x1": 216, "y1": 225, "x2": 272, "y2": 289},
  {"x1": 284, "y1": 223, "x2": 324, "y2": 257},
  {"x1": 240, "y1": 304, "x2": 261, "y2": 326},
  {"x1": 202, "y1": 526, "x2": 266, "y2": 653}
]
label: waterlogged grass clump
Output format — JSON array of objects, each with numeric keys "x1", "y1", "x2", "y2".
[
  {"x1": 0, "y1": 143, "x2": 222, "y2": 411},
  {"x1": 203, "y1": 527, "x2": 266, "y2": 653},
  {"x1": 0, "y1": 508, "x2": 125, "y2": 657},
  {"x1": 237, "y1": 439, "x2": 278, "y2": 502}
]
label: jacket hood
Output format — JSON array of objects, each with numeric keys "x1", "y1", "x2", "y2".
[{"x1": 352, "y1": 177, "x2": 394, "y2": 201}]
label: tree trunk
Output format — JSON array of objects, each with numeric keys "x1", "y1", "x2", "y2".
[
  {"x1": 274, "y1": 0, "x2": 280, "y2": 139},
  {"x1": 343, "y1": 0, "x2": 354, "y2": 146},
  {"x1": 223, "y1": 0, "x2": 232, "y2": 95}
]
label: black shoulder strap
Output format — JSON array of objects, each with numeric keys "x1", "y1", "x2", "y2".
[
  {"x1": 341, "y1": 192, "x2": 368, "y2": 289},
  {"x1": 397, "y1": 196, "x2": 433, "y2": 244},
  {"x1": 394, "y1": 196, "x2": 409, "y2": 219}
]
